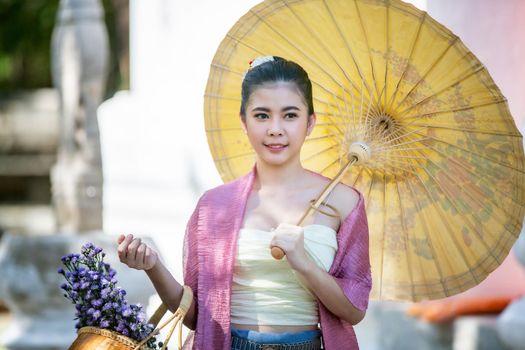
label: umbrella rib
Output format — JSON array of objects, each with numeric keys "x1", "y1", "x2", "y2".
[
  {"x1": 204, "y1": 93, "x2": 241, "y2": 102},
  {"x1": 414, "y1": 132, "x2": 525, "y2": 173},
  {"x1": 375, "y1": 1, "x2": 390, "y2": 115},
  {"x1": 394, "y1": 174, "x2": 416, "y2": 300},
  {"x1": 210, "y1": 63, "x2": 243, "y2": 77},
  {"x1": 385, "y1": 12, "x2": 426, "y2": 113},
  {"x1": 409, "y1": 123, "x2": 522, "y2": 137},
  {"x1": 305, "y1": 132, "x2": 343, "y2": 143},
  {"x1": 353, "y1": 166, "x2": 368, "y2": 192},
  {"x1": 371, "y1": 126, "x2": 429, "y2": 153},
  {"x1": 395, "y1": 65, "x2": 486, "y2": 118},
  {"x1": 310, "y1": 121, "x2": 348, "y2": 127},
  {"x1": 405, "y1": 172, "x2": 449, "y2": 296},
  {"x1": 394, "y1": 36, "x2": 460, "y2": 111},
  {"x1": 214, "y1": 151, "x2": 255, "y2": 162},
  {"x1": 302, "y1": 143, "x2": 339, "y2": 163},
  {"x1": 322, "y1": 0, "x2": 378, "y2": 108},
  {"x1": 380, "y1": 170, "x2": 386, "y2": 299},
  {"x1": 315, "y1": 87, "x2": 368, "y2": 137},
  {"x1": 353, "y1": 0, "x2": 382, "y2": 107},
  {"x1": 206, "y1": 127, "x2": 242, "y2": 132},
  {"x1": 399, "y1": 99, "x2": 508, "y2": 121},
  {"x1": 374, "y1": 138, "x2": 431, "y2": 154}
]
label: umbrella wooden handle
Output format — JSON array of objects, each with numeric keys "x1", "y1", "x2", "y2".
[
  {"x1": 271, "y1": 158, "x2": 357, "y2": 260},
  {"x1": 271, "y1": 246, "x2": 286, "y2": 260}
]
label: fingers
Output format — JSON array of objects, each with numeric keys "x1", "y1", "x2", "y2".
[
  {"x1": 135, "y1": 242, "x2": 147, "y2": 265},
  {"x1": 127, "y1": 237, "x2": 142, "y2": 262},
  {"x1": 117, "y1": 234, "x2": 134, "y2": 260},
  {"x1": 117, "y1": 234, "x2": 126, "y2": 244},
  {"x1": 270, "y1": 224, "x2": 304, "y2": 252},
  {"x1": 117, "y1": 234, "x2": 157, "y2": 270}
]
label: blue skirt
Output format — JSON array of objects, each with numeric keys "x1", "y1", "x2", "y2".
[{"x1": 231, "y1": 327, "x2": 322, "y2": 350}]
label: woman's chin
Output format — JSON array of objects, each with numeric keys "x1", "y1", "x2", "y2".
[{"x1": 257, "y1": 154, "x2": 297, "y2": 167}]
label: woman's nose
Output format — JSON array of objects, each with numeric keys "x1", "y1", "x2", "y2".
[{"x1": 267, "y1": 118, "x2": 284, "y2": 136}]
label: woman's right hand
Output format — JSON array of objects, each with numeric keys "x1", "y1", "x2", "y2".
[{"x1": 117, "y1": 234, "x2": 158, "y2": 271}]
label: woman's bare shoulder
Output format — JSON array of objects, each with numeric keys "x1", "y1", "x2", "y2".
[
  {"x1": 331, "y1": 183, "x2": 359, "y2": 221},
  {"x1": 308, "y1": 173, "x2": 359, "y2": 221}
]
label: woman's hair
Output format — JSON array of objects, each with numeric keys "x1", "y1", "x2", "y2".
[{"x1": 240, "y1": 56, "x2": 314, "y2": 121}]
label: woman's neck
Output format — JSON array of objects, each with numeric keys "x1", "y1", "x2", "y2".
[{"x1": 254, "y1": 160, "x2": 308, "y2": 194}]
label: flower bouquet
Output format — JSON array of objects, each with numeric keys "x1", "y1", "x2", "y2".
[{"x1": 59, "y1": 242, "x2": 192, "y2": 350}]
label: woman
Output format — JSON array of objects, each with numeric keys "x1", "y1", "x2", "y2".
[{"x1": 117, "y1": 56, "x2": 372, "y2": 350}]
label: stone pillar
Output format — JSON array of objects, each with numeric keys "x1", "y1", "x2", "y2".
[
  {"x1": 50, "y1": 0, "x2": 109, "y2": 233},
  {"x1": 0, "y1": 2, "x2": 157, "y2": 349}
]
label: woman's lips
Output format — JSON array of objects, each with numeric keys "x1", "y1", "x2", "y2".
[{"x1": 264, "y1": 143, "x2": 288, "y2": 151}]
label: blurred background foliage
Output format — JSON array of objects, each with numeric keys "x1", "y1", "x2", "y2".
[{"x1": 0, "y1": 0, "x2": 129, "y2": 97}]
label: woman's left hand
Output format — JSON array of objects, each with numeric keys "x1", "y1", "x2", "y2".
[{"x1": 270, "y1": 223, "x2": 312, "y2": 273}]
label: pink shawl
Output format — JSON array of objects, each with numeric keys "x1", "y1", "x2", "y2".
[{"x1": 182, "y1": 165, "x2": 372, "y2": 349}]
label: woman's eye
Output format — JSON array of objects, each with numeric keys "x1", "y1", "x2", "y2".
[
  {"x1": 285, "y1": 113, "x2": 298, "y2": 119},
  {"x1": 254, "y1": 113, "x2": 269, "y2": 119}
]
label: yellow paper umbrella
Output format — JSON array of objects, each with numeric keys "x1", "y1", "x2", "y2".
[{"x1": 203, "y1": 0, "x2": 525, "y2": 302}]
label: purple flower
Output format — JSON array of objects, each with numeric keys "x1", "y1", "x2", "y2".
[
  {"x1": 59, "y1": 242, "x2": 161, "y2": 348},
  {"x1": 99, "y1": 319, "x2": 110, "y2": 328},
  {"x1": 121, "y1": 305, "x2": 132, "y2": 317},
  {"x1": 91, "y1": 299, "x2": 103, "y2": 308},
  {"x1": 88, "y1": 271, "x2": 100, "y2": 280},
  {"x1": 116, "y1": 321, "x2": 126, "y2": 332},
  {"x1": 136, "y1": 312, "x2": 146, "y2": 322},
  {"x1": 101, "y1": 288, "x2": 110, "y2": 298},
  {"x1": 92, "y1": 310, "x2": 101, "y2": 320}
]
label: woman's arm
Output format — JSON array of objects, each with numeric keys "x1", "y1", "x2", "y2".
[
  {"x1": 117, "y1": 234, "x2": 197, "y2": 329},
  {"x1": 294, "y1": 259, "x2": 365, "y2": 325},
  {"x1": 145, "y1": 259, "x2": 197, "y2": 329}
]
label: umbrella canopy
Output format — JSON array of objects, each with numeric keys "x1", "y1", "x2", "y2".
[{"x1": 203, "y1": 0, "x2": 525, "y2": 302}]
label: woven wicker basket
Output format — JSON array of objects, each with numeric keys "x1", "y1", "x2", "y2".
[
  {"x1": 67, "y1": 286, "x2": 193, "y2": 350},
  {"x1": 68, "y1": 327, "x2": 143, "y2": 350}
]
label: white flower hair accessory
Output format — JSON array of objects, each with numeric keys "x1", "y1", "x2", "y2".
[{"x1": 242, "y1": 55, "x2": 275, "y2": 80}]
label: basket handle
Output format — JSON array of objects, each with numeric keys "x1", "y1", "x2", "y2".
[{"x1": 135, "y1": 285, "x2": 193, "y2": 350}]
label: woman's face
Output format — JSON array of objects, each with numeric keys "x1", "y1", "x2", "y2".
[{"x1": 241, "y1": 82, "x2": 316, "y2": 167}]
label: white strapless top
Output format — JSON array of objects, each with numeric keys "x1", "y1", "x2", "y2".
[{"x1": 231, "y1": 225, "x2": 338, "y2": 326}]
